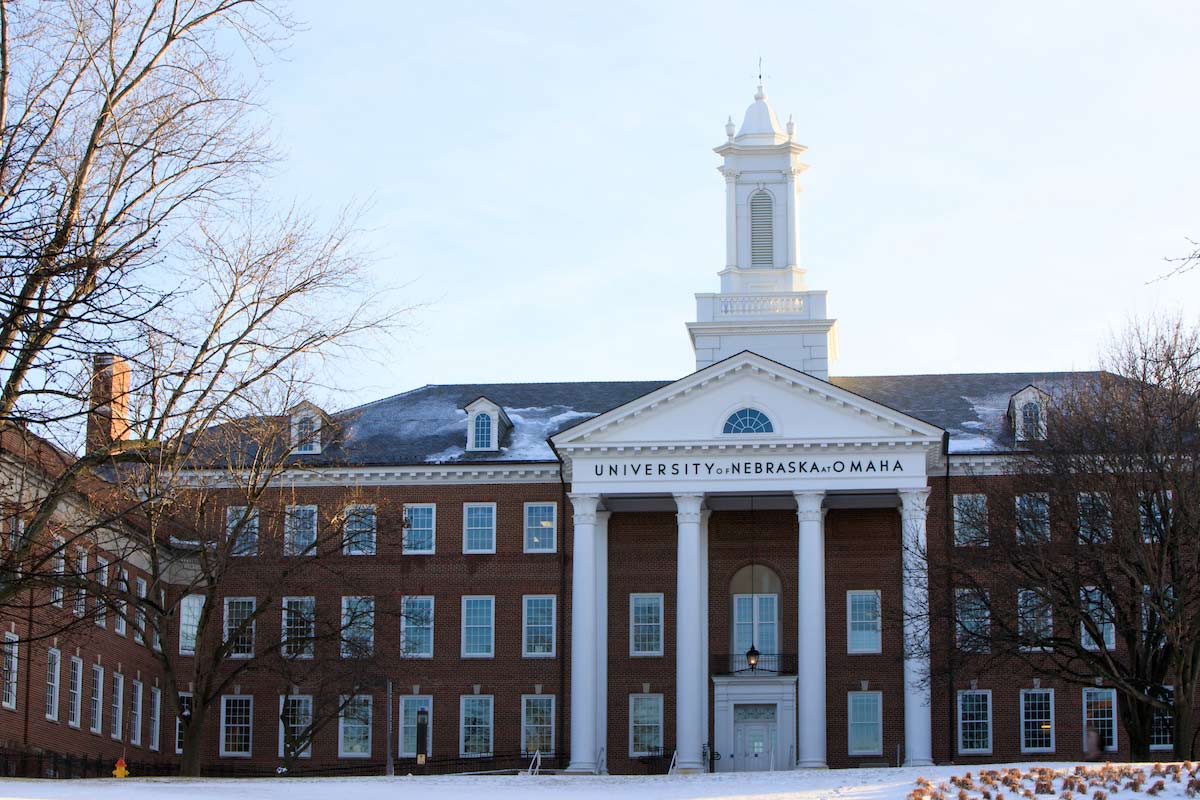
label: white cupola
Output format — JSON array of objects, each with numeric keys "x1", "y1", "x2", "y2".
[{"x1": 686, "y1": 83, "x2": 839, "y2": 380}]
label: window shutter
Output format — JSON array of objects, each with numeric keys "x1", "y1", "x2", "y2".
[{"x1": 749, "y1": 192, "x2": 774, "y2": 267}]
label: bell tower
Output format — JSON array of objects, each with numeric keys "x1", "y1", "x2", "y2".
[{"x1": 687, "y1": 84, "x2": 838, "y2": 379}]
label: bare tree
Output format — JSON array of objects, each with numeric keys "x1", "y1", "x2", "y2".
[{"x1": 913, "y1": 317, "x2": 1200, "y2": 760}]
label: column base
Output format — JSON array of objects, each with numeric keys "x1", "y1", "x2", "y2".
[
  {"x1": 904, "y1": 758, "x2": 935, "y2": 767},
  {"x1": 673, "y1": 766, "x2": 705, "y2": 774},
  {"x1": 564, "y1": 762, "x2": 597, "y2": 774},
  {"x1": 797, "y1": 760, "x2": 829, "y2": 769}
]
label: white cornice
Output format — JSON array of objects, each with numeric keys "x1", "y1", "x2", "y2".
[{"x1": 173, "y1": 462, "x2": 562, "y2": 488}]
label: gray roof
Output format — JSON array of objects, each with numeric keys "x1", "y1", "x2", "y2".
[{"x1": 308, "y1": 371, "x2": 1101, "y2": 466}]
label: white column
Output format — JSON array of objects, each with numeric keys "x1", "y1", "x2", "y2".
[
  {"x1": 699, "y1": 509, "x2": 711, "y2": 760},
  {"x1": 674, "y1": 493, "x2": 705, "y2": 773},
  {"x1": 899, "y1": 489, "x2": 934, "y2": 767},
  {"x1": 785, "y1": 168, "x2": 798, "y2": 268},
  {"x1": 595, "y1": 511, "x2": 610, "y2": 772},
  {"x1": 724, "y1": 171, "x2": 738, "y2": 268},
  {"x1": 566, "y1": 493, "x2": 600, "y2": 773},
  {"x1": 794, "y1": 491, "x2": 827, "y2": 768}
]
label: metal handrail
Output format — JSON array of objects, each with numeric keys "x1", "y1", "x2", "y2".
[
  {"x1": 525, "y1": 750, "x2": 542, "y2": 775},
  {"x1": 595, "y1": 746, "x2": 605, "y2": 775},
  {"x1": 667, "y1": 750, "x2": 678, "y2": 775},
  {"x1": 710, "y1": 652, "x2": 798, "y2": 675}
]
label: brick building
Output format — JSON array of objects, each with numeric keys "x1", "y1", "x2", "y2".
[{"x1": 0, "y1": 83, "x2": 1164, "y2": 775}]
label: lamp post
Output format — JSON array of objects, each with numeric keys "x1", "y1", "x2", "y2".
[{"x1": 746, "y1": 496, "x2": 759, "y2": 671}]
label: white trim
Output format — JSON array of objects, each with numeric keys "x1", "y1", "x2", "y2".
[
  {"x1": 399, "y1": 694, "x2": 433, "y2": 758},
  {"x1": 520, "y1": 694, "x2": 555, "y2": 756},
  {"x1": 462, "y1": 502, "x2": 497, "y2": 554},
  {"x1": 290, "y1": 409, "x2": 322, "y2": 455},
  {"x1": 846, "y1": 590, "x2": 882, "y2": 654},
  {"x1": 219, "y1": 694, "x2": 253, "y2": 757},
  {"x1": 129, "y1": 679, "x2": 143, "y2": 746},
  {"x1": 173, "y1": 463, "x2": 563, "y2": 489},
  {"x1": 278, "y1": 693, "x2": 313, "y2": 759},
  {"x1": 847, "y1": 690, "x2": 883, "y2": 756},
  {"x1": 149, "y1": 686, "x2": 161, "y2": 752},
  {"x1": 459, "y1": 694, "x2": 494, "y2": 757},
  {"x1": 403, "y1": 503, "x2": 437, "y2": 554},
  {"x1": 522, "y1": 594, "x2": 557, "y2": 658},
  {"x1": 628, "y1": 693, "x2": 664, "y2": 757},
  {"x1": 44, "y1": 647, "x2": 60, "y2": 722},
  {"x1": 1150, "y1": 685, "x2": 1175, "y2": 752},
  {"x1": 340, "y1": 595, "x2": 375, "y2": 658},
  {"x1": 1019, "y1": 688, "x2": 1055, "y2": 754},
  {"x1": 67, "y1": 656, "x2": 83, "y2": 729},
  {"x1": 956, "y1": 689, "x2": 993, "y2": 755},
  {"x1": 110, "y1": 672, "x2": 124, "y2": 740},
  {"x1": 0, "y1": 633, "x2": 16, "y2": 710},
  {"x1": 281, "y1": 595, "x2": 316, "y2": 659},
  {"x1": 523, "y1": 502, "x2": 557, "y2": 553},
  {"x1": 223, "y1": 596, "x2": 256, "y2": 659},
  {"x1": 1082, "y1": 687, "x2": 1119, "y2": 753},
  {"x1": 401, "y1": 595, "x2": 435, "y2": 658},
  {"x1": 284, "y1": 504, "x2": 319, "y2": 557},
  {"x1": 460, "y1": 595, "x2": 495, "y2": 658},
  {"x1": 179, "y1": 593, "x2": 204, "y2": 656},
  {"x1": 1080, "y1": 586, "x2": 1116, "y2": 651},
  {"x1": 175, "y1": 691, "x2": 192, "y2": 754},
  {"x1": 629, "y1": 593, "x2": 665, "y2": 657},
  {"x1": 341, "y1": 503, "x2": 377, "y2": 556},
  {"x1": 89, "y1": 664, "x2": 104, "y2": 734}
]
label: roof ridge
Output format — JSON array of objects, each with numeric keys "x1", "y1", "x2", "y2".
[{"x1": 834, "y1": 370, "x2": 1104, "y2": 380}]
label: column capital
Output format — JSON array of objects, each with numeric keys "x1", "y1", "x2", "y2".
[
  {"x1": 569, "y1": 492, "x2": 601, "y2": 525},
  {"x1": 898, "y1": 488, "x2": 931, "y2": 518},
  {"x1": 673, "y1": 493, "x2": 705, "y2": 525},
  {"x1": 794, "y1": 490, "x2": 825, "y2": 521}
]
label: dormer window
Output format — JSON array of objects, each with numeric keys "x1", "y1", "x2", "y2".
[
  {"x1": 1009, "y1": 386, "x2": 1049, "y2": 443},
  {"x1": 473, "y1": 413, "x2": 492, "y2": 450},
  {"x1": 289, "y1": 402, "x2": 325, "y2": 455},
  {"x1": 463, "y1": 397, "x2": 511, "y2": 452},
  {"x1": 723, "y1": 408, "x2": 774, "y2": 434}
]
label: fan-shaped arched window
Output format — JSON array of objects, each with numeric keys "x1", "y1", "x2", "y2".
[
  {"x1": 473, "y1": 413, "x2": 492, "y2": 449},
  {"x1": 1021, "y1": 402, "x2": 1042, "y2": 440},
  {"x1": 749, "y1": 190, "x2": 774, "y2": 267},
  {"x1": 723, "y1": 408, "x2": 773, "y2": 434}
]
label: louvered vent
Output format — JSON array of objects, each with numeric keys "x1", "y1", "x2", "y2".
[{"x1": 749, "y1": 191, "x2": 774, "y2": 267}]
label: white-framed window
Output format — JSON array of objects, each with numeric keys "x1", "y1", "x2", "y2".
[
  {"x1": 1080, "y1": 586, "x2": 1116, "y2": 651},
  {"x1": 955, "y1": 588, "x2": 991, "y2": 652},
  {"x1": 281, "y1": 596, "x2": 315, "y2": 659},
  {"x1": 279, "y1": 694, "x2": 313, "y2": 758},
  {"x1": 1078, "y1": 492, "x2": 1112, "y2": 543},
  {"x1": 223, "y1": 596, "x2": 256, "y2": 658},
  {"x1": 1083, "y1": 687, "x2": 1117, "y2": 752},
  {"x1": 44, "y1": 648, "x2": 60, "y2": 722},
  {"x1": 134, "y1": 576, "x2": 147, "y2": 645},
  {"x1": 1, "y1": 633, "x2": 17, "y2": 710},
  {"x1": 340, "y1": 595, "x2": 375, "y2": 658},
  {"x1": 72, "y1": 548, "x2": 87, "y2": 617},
  {"x1": 110, "y1": 672, "x2": 124, "y2": 739},
  {"x1": 521, "y1": 694, "x2": 555, "y2": 755},
  {"x1": 67, "y1": 656, "x2": 82, "y2": 728},
  {"x1": 630, "y1": 593, "x2": 664, "y2": 657},
  {"x1": 733, "y1": 593, "x2": 779, "y2": 660},
  {"x1": 152, "y1": 588, "x2": 164, "y2": 651},
  {"x1": 459, "y1": 694, "x2": 493, "y2": 757},
  {"x1": 220, "y1": 695, "x2": 253, "y2": 757},
  {"x1": 401, "y1": 596, "x2": 434, "y2": 658},
  {"x1": 130, "y1": 680, "x2": 142, "y2": 746},
  {"x1": 226, "y1": 506, "x2": 259, "y2": 557},
  {"x1": 472, "y1": 413, "x2": 493, "y2": 450},
  {"x1": 523, "y1": 503, "x2": 557, "y2": 553},
  {"x1": 748, "y1": 189, "x2": 774, "y2": 267},
  {"x1": 1140, "y1": 490, "x2": 1172, "y2": 543},
  {"x1": 330, "y1": 688, "x2": 368, "y2": 751},
  {"x1": 523, "y1": 595, "x2": 556, "y2": 657},
  {"x1": 114, "y1": 568, "x2": 129, "y2": 636},
  {"x1": 629, "y1": 693, "x2": 663, "y2": 757},
  {"x1": 847, "y1": 590, "x2": 882, "y2": 654},
  {"x1": 88, "y1": 664, "x2": 103, "y2": 733},
  {"x1": 292, "y1": 413, "x2": 320, "y2": 454},
  {"x1": 953, "y1": 494, "x2": 988, "y2": 546},
  {"x1": 461, "y1": 595, "x2": 495, "y2": 658},
  {"x1": 179, "y1": 594, "x2": 204, "y2": 655},
  {"x1": 957, "y1": 689, "x2": 992, "y2": 754},
  {"x1": 1015, "y1": 492, "x2": 1051, "y2": 543},
  {"x1": 400, "y1": 695, "x2": 432, "y2": 757},
  {"x1": 1151, "y1": 686, "x2": 1174, "y2": 751},
  {"x1": 50, "y1": 537, "x2": 65, "y2": 607},
  {"x1": 1020, "y1": 688, "x2": 1054, "y2": 753},
  {"x1": 463, "y1": 503, "x2": 496, "y2": 554},
  {"x1": 1017, "y1": 589, "x2": 1053, "y2": 650},
  {"x1": 175, "y1": 692, "x2": 192, "y2": 754},
  {"x1": 342, "y1": 504, "x2": 377, "y2": 556},
  {"x1": 848, "y1": 691, "x2": 883, "y2": 756},
  {"x1": 94, "y1": 556, "x2": 108, "y2": 627},
  {"x1": 149, "y1": 686, "x2": 161, "y2": 751},
  {"x1": 284, "y1": 505, "x2": 318, "y2": 556},
  {"x1": 1018, "y1": 401, "x2": 1044, "y2": 441},
  {"x1": 403, "y1": 504, "x2": 436, "y2": 554}
]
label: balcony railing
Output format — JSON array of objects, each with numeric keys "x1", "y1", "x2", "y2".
[{"x1": 710, "y1": 652, "x2": 798, "y2": 676}]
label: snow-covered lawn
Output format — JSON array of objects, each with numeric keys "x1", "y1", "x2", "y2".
[{"x1": 0, "y1": 762, "x2": 1195, "y2": 800}]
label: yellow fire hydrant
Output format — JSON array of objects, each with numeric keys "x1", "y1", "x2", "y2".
[{"x1": 113, "y1": 757, "x2": 129, "y2": 778}]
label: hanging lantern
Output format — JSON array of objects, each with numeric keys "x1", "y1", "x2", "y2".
[{"x1": 746, "y1": 644, "x2": 760, "y2": 669}]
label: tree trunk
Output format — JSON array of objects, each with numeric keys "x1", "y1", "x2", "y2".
[
  {"x1": 1121, "y1": 696, "x2": 1154, "y2": 762},
  {"x1": 179, "y1": 699, "x2": 208, "y2": 777},
  {"x1": 1175, "y1": 685, "x2": 1196, "y2": 760}
]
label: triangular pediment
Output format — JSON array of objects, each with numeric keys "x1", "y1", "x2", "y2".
[{"x1": 552, "y1": 351, "x2": 943, "y2": 452}]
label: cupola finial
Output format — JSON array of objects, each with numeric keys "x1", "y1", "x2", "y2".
[{"x1": 725, "y1": 115, "x2": 735, "y2": 140}]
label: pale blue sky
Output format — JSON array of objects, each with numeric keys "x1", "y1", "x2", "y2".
[{"x1": 262, "y1": 0, "x2": 1200, "y2": 407}]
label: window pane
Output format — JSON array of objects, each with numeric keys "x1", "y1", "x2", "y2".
[
  {"x1": 465, "y1": 505, "x2": 495, "y2": 552},
  {"x1": 632, "y1": 596, "x2": 662, "y2": 655},
  {"x1": 1021, "y1": 689, "x2": 1053, "y2": 751},
  {"x1": 959, "y1": 691, "x2": 991, "y2": 752},
  {"x1": 404, "y1": 505, "x2": 435, "y2": 552},
  {"x1": 523, "y1": 596, "x2": 555, "y2": 656},
  {"x1": 463, "y1": 597, "x2": 494, "y2": 656},
  {"x1": 462, "y1": 696, "x2": 493, "y2": 756},
  {"x1": 1084, "y1": 688, "x2": 1116, "y2": 750},
  {"x1": 953, "y1": 494, "x2": 988, "y2": 546},
  {"x1": 848, "y1": 692, "x2": 882, "y2": 755},
  {"x1": 401, "y1": 696, "x2": 431, "y2": 756},
  {"x1": 848, "y1": 591, "x2": 881, "y2": 653},
  {"x1": 524, "y1": 504, "x2": 556, "y2": 551},
  {"x1": 522, "y1": 696, "x2": 554, "y2": 755}
]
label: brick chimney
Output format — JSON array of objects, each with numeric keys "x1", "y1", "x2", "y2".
[{"x1": 86, "y1": 354, "x2": 131, "y2": 454}]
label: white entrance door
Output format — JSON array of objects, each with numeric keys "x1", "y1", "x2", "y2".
[{"x1": 733, "y1": 704, "x2": 777, "y2": 771}]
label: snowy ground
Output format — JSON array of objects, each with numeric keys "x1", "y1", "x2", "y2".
[{"x1": 0, "y1": 762, "x2": 1196, "y2": 800}]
